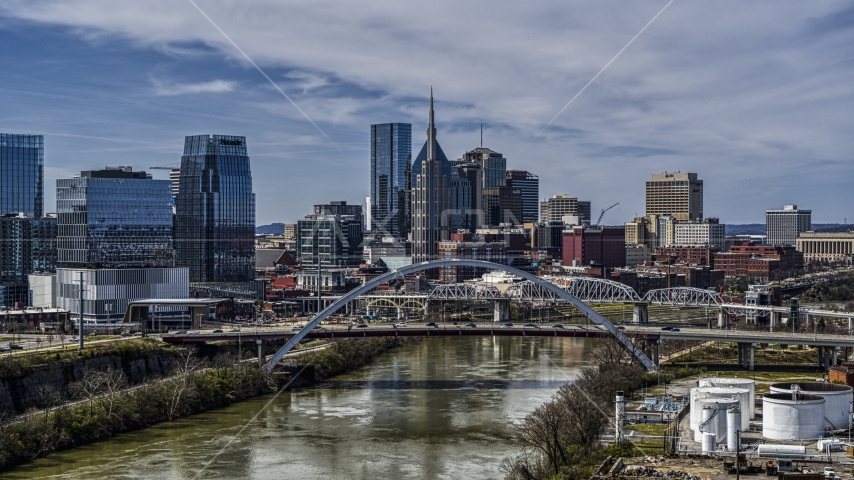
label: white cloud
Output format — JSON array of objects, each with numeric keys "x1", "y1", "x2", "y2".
[
  {"x1": 151, "y1": 78, "x2": 236, "y2": 96},
  {"x1": 1, "y1": 1, "x2": 853, "y2": 223}
]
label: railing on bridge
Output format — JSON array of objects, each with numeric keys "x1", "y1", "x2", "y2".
[{"x1": 641, "y1": 287, "x2": 721, "y2": 307}]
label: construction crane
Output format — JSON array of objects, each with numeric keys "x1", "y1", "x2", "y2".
[{"x1": 594, "y1": 202, "x2": 619, "y2": 227}]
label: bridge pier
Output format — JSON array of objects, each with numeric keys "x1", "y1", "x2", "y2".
[
  {"x1": 718, "y1": 311, "x2": 725, "y2": 329},
  {"x1": 654, "y1": 340, "x2": 660, "y2": 366},
  {"x1": 833, "y1": 347, "x2": 839, "y2": 367},
  {"x1": 749, "y1": 343, "x2": 755, "y2": 371},
  {"x1": 257, "y1": 339, "x2": 265, "y2": 367},
  {"x1": 770, "y1": 312, "x2": 780, "y2": 328},
  {"x1": 632, "y1": 302, "x2": 649, "y2": 324}
]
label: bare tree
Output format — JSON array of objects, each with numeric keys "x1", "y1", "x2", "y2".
[
  {"x1": 102, "y1": 368, "x2": 128, "y2": 417},
  {"x1": 583, "y1": 336, "x2": 639, "y2": 367},
  {"x1": 69, "y1": 370, "x2": 107, "y2": 416},
  {"x1": 554, "y1": 383, "x2": 610, "y2": 459},
  {"x1": 517, "y1": 401, "x2": 568, "y2": 477},
  {"x1": 167, "y1": 346, "x2": 203, "y2": 421},
  {"x1": 34, "y1": 383, "x2": 63, "y2": 428},
  {"x1": 59, "y1": 333, "x2": 66, "y2": 350}
]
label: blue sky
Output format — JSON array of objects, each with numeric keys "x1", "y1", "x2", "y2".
[{"x1": 1, "y1": 1, "x2": 852, "y2": 225}]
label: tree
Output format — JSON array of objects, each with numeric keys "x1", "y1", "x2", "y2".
[
  {"x1": 69, "y1": 370, "x2": 107, "y2": 416},
  {"x1": 102, "y1": 368, "x2": 128, "y2": 417},
  {"x1": 46, "y1": 334, "x2": 54, "y2": 348},
  {"x1": 517, "y1": 401, "x2": 568, "y2": 477},
  {"x1": 167, "y1": 346, "x2": 203, "y2": 421},
  {"x1": 59, "y1": 333, "x2": 66, "y2": 350},
  {"x1": 35, "y1": 336, "x2": 43, "y2": 350}
]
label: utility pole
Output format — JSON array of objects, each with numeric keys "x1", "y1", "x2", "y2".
[
  {"x1": 78, "y1": 271, "x2": 85, "y2": 350},
  {"x1": 735, "y1": 429, "x2": 741, "y2": 480}
]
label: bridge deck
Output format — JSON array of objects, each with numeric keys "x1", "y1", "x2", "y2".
[{"x1": 161, "y1": 324, "x2": 854, "y2": 347}]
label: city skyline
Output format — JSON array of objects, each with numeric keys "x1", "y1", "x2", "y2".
[{"x1": 1, "y1": 2, "x2": 853, "y2": 225}]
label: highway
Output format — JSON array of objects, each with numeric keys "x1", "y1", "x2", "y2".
[{"x1": 160, "y1": 321, "x2": 854, "y2": 348}]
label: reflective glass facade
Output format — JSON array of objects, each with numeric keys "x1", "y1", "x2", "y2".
[
  {"x1": 0, "y1": 133, "x2": 44, "y2": 218},
  {"x1": 506, "y1": 170, "x2": 539, "y2": 223},
  {"x1": 57, "y1": 168, "x2": 173, "y2": 268},
  {"x1": 370, "y1": 123, "x2": 411, "y2": 238},
  {"x1": 0, "y1": 216, "x2": 57, "y2": 306},
  {"x1": 176, "y1": 135, "x2": 256, "y2": 282}
]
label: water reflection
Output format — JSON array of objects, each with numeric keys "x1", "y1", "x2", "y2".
[{"x1": 6, "y1": 336, "x2": 594, "y2": 480}]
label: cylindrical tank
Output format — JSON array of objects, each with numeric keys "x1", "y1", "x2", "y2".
[
  {"x1": 692, "y1": 398, "x2": 737, "y2": 442},
  {"x1": 700, "y1": 377, "x2": 756, "y2": 419},
  {"x1": 762, "y1": 393, "x2": 825, "y2": 440},
  {"x1": 769, "y1": 382, "x2": 853, "y2": 429},
  {"x1": 702, "y1": 432, "x2": 717, "y2": 456},
  {"x1": 615, "y1": 391, "x2": 625, "y2": 440},
  {"x1": 756, "y1": 444, "x2": 807, "y2": 458},
  {"x1": 691, "y1": 387, "x2": 750, "y2": 430},
  {"x1": 726, "y1": 407, "x2": 741, "y2": 451}
]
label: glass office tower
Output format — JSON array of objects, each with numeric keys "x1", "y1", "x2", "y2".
[
  {"x1": 175, "y1": 135, "x2": 256, "y2": 282},
  {"x1": 56, "y1": 167, "x2": 173, "y2": 268},
  {"x1": 0, "y1": 133, "x2": 44, "y2": 218},
  {"x1": 370, "y1": 123, "x2": 411, "y2": 238}
]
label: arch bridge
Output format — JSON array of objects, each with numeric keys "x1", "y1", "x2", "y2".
[{"x1": 264, "y1": 259, "x2": 655, "y2": 371}]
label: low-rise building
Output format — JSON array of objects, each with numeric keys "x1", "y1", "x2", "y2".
[
  {"x1": 713, "y1": 243, "x2": 803, "y2": 281},
  {"x1": 674, "y1": 219, "x2": 725, "y2": 247},
  {"x1": 438, "y1": 240, "x2": 506, "y2": 282},
  {"x1": 562, "y1": 225, "x2": 626, "y2": 270},
  {"x1": 626, "y1": 244, "x2": 653, "y2": 267},
  {"x1": 655, "y1": 246, "x2": 719, "y2": 268},
  {"x1": 796, "y1": 231, "x2": 854, "y2": 265}
]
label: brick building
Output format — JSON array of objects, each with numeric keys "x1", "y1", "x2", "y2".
[
  {"x1": 714, "y1": 243, "x2": 804, "y2": 280},
  {"x1": 655, "y1": 246, "x2": 719, "y2": 268},
  {"x1": 562, "y1": 226, "x2": 626, "y2": 270}
]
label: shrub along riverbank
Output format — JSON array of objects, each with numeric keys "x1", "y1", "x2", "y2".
[
  {"x1": 0, "y1": 336, "x2": 420, "y2": 470},
  {"x1": 500, "y1": 338, "x2": 651, "y2": 480}
]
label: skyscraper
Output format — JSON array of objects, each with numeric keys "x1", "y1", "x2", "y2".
[
  {"x1": 0, "y1": 216, "x2": 56, "y2": 306},
  {"x1": 175, "y1": 135, "x2": 256, "y2": 283},
  {"x1": 0, "y1": 133, "x2": 44, "y2": 218},
  {"x1": 645, "y1": 172, "x2": 703, "y2": 222},
  {"x1": 766, "y1": 205, "x2": 811, "y2": 246},
  {"x1": 506, "y1": 170, "x2": 539, "y2": 223},
  {"x1": 57, "y1": 167, "x2": 173, "y2": 268},
  {"x1": 540, "y1": 194, "x2": 591, "y2": 223},
  {"x1": 459, "y1": 147, "x2": 506, "y2": 189},
  {"x1": 55, "y1": 166, "x2": 187, "y2": 321},
  {"x1": 370, "y1": 123, "x2": 412, "y2": 238},
  {"x1": 411, "y1": 91, "x2": 450, "y2": 263}
]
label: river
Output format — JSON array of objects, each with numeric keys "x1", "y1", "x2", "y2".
[{"x1": 5, "y1": 336, "x2": 595, "y2": 480}]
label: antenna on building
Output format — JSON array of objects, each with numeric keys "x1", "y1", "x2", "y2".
[{"x1": 480, "y1": 124, "x2": 483, "y2": 148}]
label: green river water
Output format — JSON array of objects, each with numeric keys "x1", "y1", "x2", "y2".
[{"x1": 5, "y1": 336, "x2": 595, "y2": 480}]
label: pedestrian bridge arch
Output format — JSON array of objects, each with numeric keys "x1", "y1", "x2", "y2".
[{"x1": 264, "y1": 260, "x2": 654, "y2": 371}]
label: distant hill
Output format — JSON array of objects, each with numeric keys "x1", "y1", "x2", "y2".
[
  {"x1": 725, "y1": 223, "x2": 848, "y2": 236},
  {"x1": 256, "y1": 223, "x2": 285, "y2": 235}
]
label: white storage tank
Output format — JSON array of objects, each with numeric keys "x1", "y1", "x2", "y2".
[
  {"x1": 690, "y1": 386, "x2": 750, "y2": 430},
  {"x1": 769, "y1": 382, "x2": 853, "y2": 429},
  {"x1": 692, "y1": 397, "x2": 737, "y2": 442},
  {"x1": 756, "y1": 444, "x2": 807, "y2": 458},
  {"x1": 699, "y1": 377, "x2": 756, "y2": 419},
  {"x1": 762, "y1": 393, "x2": 825, "y2": 441},
  {"x1": 702, "y1": 432, "x2": 716, "y2": 456},
  {"x1": 726, "y1": 407, "x2": 741, "y2": 451}
]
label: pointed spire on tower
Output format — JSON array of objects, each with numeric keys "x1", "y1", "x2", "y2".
[{"x1": 427, "y1": 87, "x2": 436, "y2": 161}]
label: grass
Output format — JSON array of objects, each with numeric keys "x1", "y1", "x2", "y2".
[
  {"x1": 665, "y1": 342, "x2": 820, "y2": 365},
  {"x1": 625, "y1": 423, "x2": 666, "y2": 435}
]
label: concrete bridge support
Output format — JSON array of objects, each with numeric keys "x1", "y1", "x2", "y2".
[
  {"x1": 749, "y1": 343, "x2": 755, "y2": 371},
  {"x1": 257, "y1": 339, "x2": 266, "y2": 367},
  {"x1": 718, "y1": 311, "x2": 725, "y2": 329},
  {"x1": 771, "y1": 312, "x2": 781, "y2": 328},
  {"x1": 633, "y1": 303, "x2": 649, "y2": 324}
]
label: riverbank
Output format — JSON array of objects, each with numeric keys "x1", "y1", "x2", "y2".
[{"x1": 0, "y1": 336, "x2": 421, "y2": 470}]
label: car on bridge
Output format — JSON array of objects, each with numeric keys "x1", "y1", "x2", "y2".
[
  {"x1": 394, "y1": 322, "x2": 407, "y2": 328},
  {"x1": 291, "y1": 326, "x2": 302, "y2": 331},
  {"x1": 501, "y1": 322, "x2": 513, "y2": 328},
  {"x1": 425, "y1": 322, "x2": 438, "y2": 328},
  {"x1": 212, "y1": 329, "x2": 223, "y2": 333},
  {"x1": 670, "y1": 327, "x2": 680, "y2": 332},
  {"x1": 464, "y1": 322, "x2": 477, "y2": 328},
  {"x1": 355, "y1": 323, "x2": 368, "y2": 328},
  {"x1": 523, "y1": 323, "x2": 540, "y2": 329},
  {"x1": 660, "y1": 326, "x2": 672, "y2": 331},
  {"x1": 552, "y1": 324, "x2": 564, "y2": 329}
]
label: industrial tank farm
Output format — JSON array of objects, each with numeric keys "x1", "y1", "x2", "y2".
[{"x1": 690, "y1": 386, "x2": 751, "y2": 431}]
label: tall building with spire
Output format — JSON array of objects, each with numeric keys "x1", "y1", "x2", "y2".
[{"x1": 411, "y1": 91, "x2": 450, "y2": 263}]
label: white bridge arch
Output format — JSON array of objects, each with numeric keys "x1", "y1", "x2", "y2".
[{"x1": 264, "y1": 259, "x2": 655, "y2": 371}]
